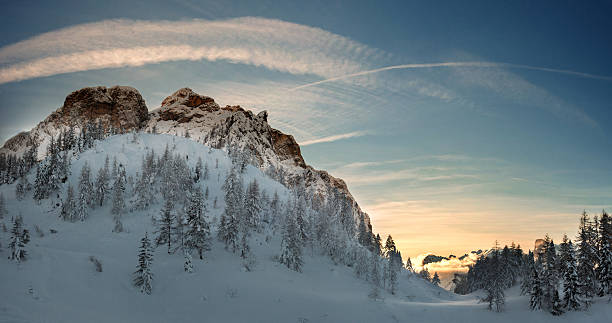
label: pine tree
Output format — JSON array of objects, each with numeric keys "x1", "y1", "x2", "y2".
[
  {"x1": 111, "y1": 169, "x2": 126, "y2": 216},
  {"x1": 133, "y1": 232, "x2": 154, "y2": 295},
  {"x1": 279, "y1": 212, "x2": 303, "y2": 272},
  {"x1": 77, "y1": 163, "x2": 92, "y2": 221},
  {"x1": 596, "y1": 210, "x2": 612, "y2": 296},
  {"x1": 218, "y1": 168, "x2": 242, "y2": 252},
  {"x1": 576, "y1": 211, "x2": 597, "y2": 307},
  {"x1": 482, "y1": 247, "x2": 505, "y2": 312},
  {"x1": 357, "y1": 213, "x2": 371, "y2": 249},
  {"x1": 295, "y1": 195, "x2": 309, "y2": 244},
  {"x1": 9, "y1": 215, "x2": 30, "y2": 262},
  {"x1": 542, "y1": 235, "x2": 558, "y2": 309},
  {"x1": 33, "y1": 164, "x2": 47, "y2": 201},
  {"x1": 551, "y1": 289, "x2": 564, "y2": 316},
  {"x1": 432, "y1": 272, "x2": 441, "y2": 286},
  {"x1": 243, "y1": 179, "x2": 262, "y2": 230},
  {"x1": 15, "y1": 175, "x2": 28, "y2": 200},
  {"x1": 384, "y1": 235, "x2": 396, "y2": 257},
  {"x1": 134, "y1": 156, "x2": 155, "y2": 211},
  {"x1": 354, "y1": 247, "x2": 370, "y2": 279},
  {"x1": 368, "y1": 254, "x2": 381, "y2": 300},
  {"x1": 529, "y1": 263, "x2": 543, "y2": 311},
  {"x1": 194, "y1": 157, "x2": 203, "y2": 182},
  {"x1": 60, "y1": 184, "x2": 77, "y2": 222},
  {"x1": 239, "y1": 228, "x2": 255, "y2": 272},
  {"x1": 184, "y1": 250, "x2": 193, "y2": 273},
  {"x1": 0, "y1": 193, "x2": 6, "y2": 219},
  {"x1": 405, "y1": 257, "x2": 414, "y2": 274},
  {"x1": 184, "y1": 187, "x2": 211, "y2": 260},
  {"x1": 94, "y1": 156, "x2": 110, "y2": 207},
  {"x1": 156, "y1": 198, "x2": 175, "y2": 253},
  {"x1": 419, "y1": 268, "x2": 431, "y2": 282},
  {"x1": 563, "y1": 240, "x2": 581, "y2": 311},
  {"x1": 521, "y1": 250, "x2": 535, "y2": 295}
]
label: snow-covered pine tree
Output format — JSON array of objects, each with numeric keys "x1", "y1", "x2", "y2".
[
  {"x1": 357, "y1": 213, "x2": 371, "y2": 250},
  {"x1": 243, "y1": 179, "x2": 262, "y2": 230},
  {"x1": 385, "y1": 254, "x2": 399, "y2": 294},
  {"x1": 0, "y1": 192, "x2": 6, "y2": 219},
  {"x1": 542, "y1": 235, "x2": 559, "y2": 309},
  {"x1": 529, "y1": 263, "x2": 543, "y2": 311},
  {"x1": 134, "y1": 156, "x2": 155, "y2": 210},
  {"x1": 156, "y1": 197, "x2": 175, "y2": 254},
  {"x1": 111, "y1": 168, "x2": 126, "y2": 216},
  {"x1": 558, "y1": 235, "x2": 571, "y2": 280},
  {"x1": 133, "y1": 232, "x2": 154, "y2": 295},
  {"x1": 405, "y1": 257, "x2": 414, "y2": 274},
  {"x1": 194, "y1": 157, "x2": 203, "y2": 182},
  {"x1": 239, "y1": 226, "x2": 255, "y2": 271},
  {"x1": 294, "y1": 194, "x2": 309, "y2": 244},
  {"x1": 596, "y1": 210, "x2": 612, "y2": 296},
  {"x1": 576, "y1": 211, "x2": 597, "y2": 307},
  {"x1": 60, "y1": 184, "x2": 77, "y2": 222},
  {"x1": 339, "y1": 194, "x2": 355, "y2": 238},
  {"x1": 551, "y1": 290, "x2": 564, "y2": 316},
  {"x1": 9, "y1": 215, "x2": 30, "y2": 262},
  {"x1": 563, "y1": 240, "x2": 582, "y2": 311},
  {"x1": 184, "y1": 250, "x2": 193, "y2": 273},
  {"x1": 482, "y1": 247, "x2": 505, "y2": 312},
  {"x1": 15, "y1": 175, "x2": 28, "y2": 200},
  {"x1": 185, "y1": 187, "x2": 211, "y2": 260},
  {"x1": 368, "y1": 253, "x2": 381, "y2": 300},
  {"x1": 267, "y1": 191, "x2": 280, "y2": 229},
  {"x1": 521, "y1": 250, "x2": 536, "y2": 295},
  {"x1": 218, "y1": 167, "x2": 242, "y2": 252},
  {"x1": 33, "y1": 164, "x2": 47, "y2": 201},
  {"x1": 94, "y1": 156, "x2": 110, "y2": 207},
  {"x1": 279, "y1": 211, "x2": 303, "y2": 272},
  {"x1": 419, "y1": 268, "x2": 431, "y2": 282},
  {"x1": 77, "y1": 163, "x2": 92, "y2": 221},
  {"x1": 354, "y1": 246, "x2": 370, "y2": 279},
  {"x1": 432, "y1": 272, "x2": 441, "y2": 286}
]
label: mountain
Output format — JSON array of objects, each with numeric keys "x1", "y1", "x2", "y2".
[
  {"x1": 1, "y1": 87, "x2": 610, "y2": 322},
  {"x1": 0, "y1": 86, "x2": 371, "y2": 232}
]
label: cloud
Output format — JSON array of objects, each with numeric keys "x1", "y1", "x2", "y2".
[
  {"x1": 290, "y1": 61, "x2": 612, "y2": 91},
  {"x1": 0, "y1": 17, "x2": 379, "y2": 84},
  {"x1": 299, "y1": 131, "x2": 368, "y2": 146}
]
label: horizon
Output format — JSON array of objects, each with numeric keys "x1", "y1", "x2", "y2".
[{"x1": 1, "y1": 1, "x2": 611, "y2": 266}]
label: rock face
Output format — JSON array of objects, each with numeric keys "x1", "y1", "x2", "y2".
[
  {"x1": 147, "y1": 88, "x2": 306, "y2": 168},
  {"x1": 0, "y1": 86, "x2": 148, "y2": 158},
  {"x1": 53, "y1": 86, "x2": 149, "y2": 130},
  {"x1": 1, "y1": 86, "x2": 371, "y2": 232}
]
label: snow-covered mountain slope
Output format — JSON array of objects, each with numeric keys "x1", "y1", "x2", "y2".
[
  {"x1": 1, "y1": 86, "x2": 372, "y2": 237},
  {"x1": 1, "y1": 134, "x2": 610, "y2": 323}
]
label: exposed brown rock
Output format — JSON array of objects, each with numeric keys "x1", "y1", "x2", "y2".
[
  {"x1": 47, "y1": 86, "x2": 148, "y2": 131},
  {"x1": 270, "y1": 129, "x2": 306, "y2": 167}
]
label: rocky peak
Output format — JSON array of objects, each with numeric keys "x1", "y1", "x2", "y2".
[
  {"x1": 53, "y1": 86, "x2": 149, "y2": 130},
  {"x1": 161, "y1": 88, "x2": 218, "y2": 109},
  {"x1": 1, "y1": 85, "x2": 148, "y2": 157}
]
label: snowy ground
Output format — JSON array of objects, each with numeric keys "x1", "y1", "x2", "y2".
[{"x1": 1, "y1": 134, "x2": 610, "y2": 323}]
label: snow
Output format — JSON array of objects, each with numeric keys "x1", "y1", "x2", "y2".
[{"x1": 1, "y1": 134, "x2": 610, "y2": 322}]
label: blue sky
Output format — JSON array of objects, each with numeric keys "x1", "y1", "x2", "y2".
[{"x1": 1, "y1": 0, "x2": 611, "y2": 259}]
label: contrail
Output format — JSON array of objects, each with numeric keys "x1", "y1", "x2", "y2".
[{"x1": 289, "y1": 61, "x2": 612, "y2": 91}]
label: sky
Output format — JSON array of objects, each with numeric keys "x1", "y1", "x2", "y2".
[{"x1": 1, "y1": 0, "x2": 611, "y2": 264}]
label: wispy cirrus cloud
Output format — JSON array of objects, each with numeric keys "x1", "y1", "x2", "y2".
[
  {"x1": 0, "y1": 17, "x2": 380, "y2": 84},
  {"x1": 290, "y1": 61, "x2": 612, "y2": 91},
  {"x1": 299, "y1": 131, "x2": 368, "y2": 146}
]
